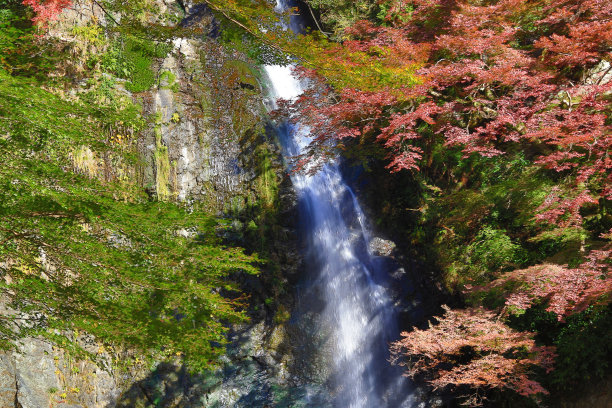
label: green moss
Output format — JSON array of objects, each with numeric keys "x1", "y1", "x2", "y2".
[
  {"x1": 255, "y1": 145, "x2": 279, "y2": 209},
  {"x1": 190, "y1": 181, "x2": 216, "y2": 212},
  {"x1": 154, "y1": 111, "x2": 163, "y2": 125},
  {"x1": 222, "y1": 60, "x2": 259, "y2": 91},
  {"x1": 199, "y1": 93, "x2": 212, "y2": 114},
  {"x1": 153, "y1": 115, "x2": 171, "y2": 201},
  {"x1": 467, "y1": 227, "x2": 521, "y2": 274},
  {"x1": 159, "y1": 70, "x2": 179, "y2": 92},
  {"x1": 197, "y1": 131, "x2": 207, "y2": 145},
  {"x1": 154, "y1": 144, "x2": 171, "y2": 201},
  {"x1": 102, "y1": 37, "x2": 172, "y2": 93},
  {"x1": 72, "y1": 145, "x2": 98, "y2": 178},
  {"x1": 273, "y1": 304, "x2": 291, "y2": 324},
  {"x1": 226, "y1": 196, "x2": 246, "y2": 214}
]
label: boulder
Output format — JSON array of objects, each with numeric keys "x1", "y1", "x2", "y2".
[{"x1": 369, "y1": 237, "x2": 397, "y2": 257}]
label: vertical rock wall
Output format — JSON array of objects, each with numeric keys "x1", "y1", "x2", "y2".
[
  {"x1": 0, "y1": 336, "x2": 120, "y2": 408},
  {"x1": 140, "y1": 27, "x2": 268, "y2": 211},
  {"x1": 0, "y1": 1, "x2": 307, "y2": 407}
]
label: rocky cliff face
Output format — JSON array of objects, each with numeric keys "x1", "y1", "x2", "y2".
[
  {"x1": 139, "y1": 5, "x2": 266, "y2": 209},
  {"x1": 0, "y1": 335, "x2": 119, "y2": 408},
  {"x1": 0, "y1": 1, "x2": 314, "y2": 407}
]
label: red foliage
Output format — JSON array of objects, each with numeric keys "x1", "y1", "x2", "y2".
[
  {"x1": 534, "y1": 188, "x2": 599, "y2": 229},
  {"x1": 287, "y1": 3, "x2": 611, "y2": 400},
  {"x1": 22, "y1": 0, "x2": 72, "y2": 26},
  {"x1": 290, "y1": 0, "x2": 611, "y2": 224},
  {"x1": 390, "y1": 306, "x2": 555, "y2": 404},
  {"x1": 473, "y1": 247, "x2": 612, "y2": 319}
]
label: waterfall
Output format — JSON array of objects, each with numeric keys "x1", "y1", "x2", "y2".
[{"x1": 263, "y1": 1, "x2": 415, "y2": 407}]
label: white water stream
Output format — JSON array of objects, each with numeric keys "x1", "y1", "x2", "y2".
[{"x1": 262, "y1": 1, "x2": 415, "y2": 407}]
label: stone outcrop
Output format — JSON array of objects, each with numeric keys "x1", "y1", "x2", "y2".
[
  {"x1": 140, "y1": 19, "x2": 268, "y2": 209},
  {"x1": 0, "y1": 337, "x2": 119, "y2": 408},
  {"x1": 369, "y1": 236, "x2": 397, "y2": 257}
]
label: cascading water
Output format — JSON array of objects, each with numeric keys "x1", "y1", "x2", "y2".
[{"x1": 263, "y1": 1, "x2": 415, "y2": 407}]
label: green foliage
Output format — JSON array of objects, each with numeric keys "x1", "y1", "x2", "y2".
[
  {"x1": 308, "y1": 0, "x2": 381, "y2": 39},
  {"x1": 0, "y1": 2, "x2": 62, "y2": 79},
  {"x1": 506, "y1": 302, "x2": 612, "y2": 395},
  {"x1": 80, "y1": 74, "x2": 134, "y2": 110},
  {"x1": 444, "y1": 226, "x2": 522, "y2": 287},
  {"x1": 0, "y1": 66, "x2": 258, "y2": 371},
  {"x1": 218, "y1": 23, "x2": 288, "y2": 65},
  {"x1": 507, "y1": 303, "x2": 562, "y2": 343},
  {"x1": 126, "y1": 54, "x2": 155, "y2": 92},
  {"x1": 71, "y1": 23, "x2": 106, "y2": 46},
  {"x1": 184, "y1": 0, "x2": 291, "y2": 65},
  {"x1": 1, "y1": 0, "x2": 272, "y2": 371},
  {"x1": 254, "y1": 144, "x2": 279, "y2": 209},
  {"x1": 100, "y1": 40, "x2": 132, "y2": 78},
  {"x1": 467, "y1": 278, "x2": 523, "y2": 310},
  {"x1": 385, "y1": 150, "x2": 597, "y2": 291},
  {"x1": 101, "y1": 36, "x2": 171, "y2": 93},
  {"x1": 376, "y1": 1, "x2": 413, "y2": 25},
  {"x1": 293, "y1": 32, "x2": 423, "y2": 93},
  {"x1": 467, "y1": 227, "x2": 522, "y2": 273},
  {"x1": 550, "y1": 305, "x2": 612, "y2": 391},
  {"x1": 0, "y1": 7, "x2": 20, "y2": 59}
]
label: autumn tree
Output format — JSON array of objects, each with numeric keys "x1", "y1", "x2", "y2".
[
  {"x1": 468, "y1": 245, "x2": 612, "y2": 320},
  {"x1": 22, "y1": 0, "x2": 71, "y2": 25},
  {"x1": 290, "y1": 0, "x2": 611, "y2": 222},
  {"x1": 390, "y1": 306, "x2": 556, "y2": 406}
]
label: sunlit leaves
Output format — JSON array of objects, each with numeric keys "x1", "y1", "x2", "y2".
[
  {"x1": 22, "y1": 0, "x2": 71, "y2": 25},
  {"x1": 287, "y1": 0, "x2": 611, "y2": 225},
  {"x1": 472, "y1": 249, "x2": 612, "y2": 320},
  {"x1": 0, "y1": 66, "x2": 258, "y2": 371},
  {"x1": 391, "y1": 306, "x2": 555, "y2": 405}
]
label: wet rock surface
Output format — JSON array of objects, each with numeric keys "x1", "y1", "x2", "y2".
[
  {"x1": 140, "y1": 30, "x2": 267, "y2": 210},
  {"x1": 121, "y1": 3, "x2": 328, "y2": 406}
]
